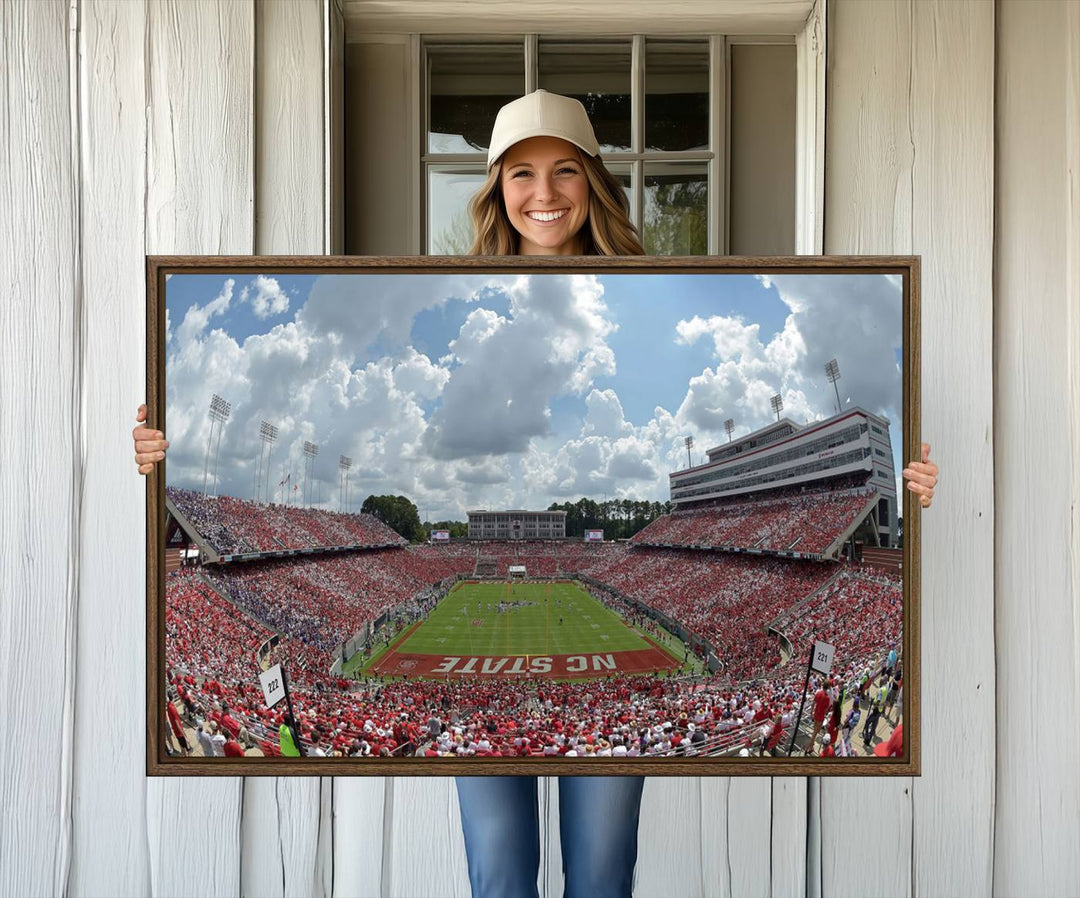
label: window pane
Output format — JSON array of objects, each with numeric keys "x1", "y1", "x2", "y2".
[
  {"x1": 645, "y1": 40, "x2": 709, "y2": 152},
  {"x1": 538, "y1": 41, "x2": 632, "y2": 153},
  {"x1": 428, "y1": 44, "x2": 524, "y2": 154},
  {"x1": 643, "y1": 163, "x2": 707, "y2": 255},
  {"x1": 428, "y1": 167, "x2": 487, "y2": 254},
  {"x1": 604, "y1": 163, "x2": 634, "y2": 221}
]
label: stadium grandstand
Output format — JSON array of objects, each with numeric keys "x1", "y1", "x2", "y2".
[
  {"x1": 666, "y1": 407, "x2": 898, "y2": 553},
  {"x1": 163, "y1": 445, "x2": 904, "y2": 761}
]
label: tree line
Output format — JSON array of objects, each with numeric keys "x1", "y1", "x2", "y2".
[
  {"x1": 545, "y1": 497, "x2": 672, "y2": 540},
  {"x1": 361, "y1": 494, "x2": 425, "y2": 543},
  {"x1": 363, "y1": 493, "x2": 671, "y2": 543}
]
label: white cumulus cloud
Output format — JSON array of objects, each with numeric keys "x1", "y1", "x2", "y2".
[{"x1": 240, "y1": 275, "x2": 290, "y2": 319}]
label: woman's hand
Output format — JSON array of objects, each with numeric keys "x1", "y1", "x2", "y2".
[
  {"x1": 133, "y1": 403, "x2": 169, "y2": 475},
  {"x1": 902, "y1": 442, "x2": 938, "y2": 508}
]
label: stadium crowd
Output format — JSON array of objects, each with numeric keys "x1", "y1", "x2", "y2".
[
  {"x1": 631, "y1": 485, "x2": 877, "y2": 556},
  {"x1": 164, "y1": 502, "x2": 903, "y2": 759},
  {"x1": 778, "y1": 569, "x2": 903, "y2": 684},
  {"x1": 198, "y1": 547, "x2": 479, "y2": 652},
  {"x1": 583, "y1": 548, "x2": 836, "y2": 679},
  {"x1": 167, "y1": 486, "x2": 405, "y2": 555}
]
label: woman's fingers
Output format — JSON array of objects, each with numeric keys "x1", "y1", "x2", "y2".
[
  {"x1": 906, "y1": 459, "x2": 938, "y2": 475},
  {"x1": 905, "y1": 478, "x2": 934, "y2": 508},
  {"x1": 133, "y1": 422, "x2": 162, "y2": 440},
  {"x1": 134, "y1": 404, "x2": 168, "y2": 474},
  {"x1": 134, "y1": 436, "x2": 169, "y2": 452},
  {"x1": 902, "y1": 466, "x2": 936, "y2": 487}
]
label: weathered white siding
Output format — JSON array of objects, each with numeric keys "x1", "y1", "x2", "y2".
[
  {"x1": 247, "y1": 4, "x2": 334, "y2": 898},
  {"x1": 71, "y1": 0, "x2": 151, "y2": 893},
  {"x1": 994, "y1": 1, "x2": 1080, "y2": 894},
  {"x1": 0, "y1": 2, "x2": 1076, "y2": 897},
  {"x1": 143, "y1": 1, "x2": 252, "y2": 892},
  {"x1": 824, "y1": 2, "x2": 997, "y2": 897},
  {"x1": 0, "y1": 2, "x2": 78, "y2": 895}
]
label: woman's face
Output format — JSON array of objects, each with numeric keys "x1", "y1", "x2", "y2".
[{"x1": 499, "y1": 136, "x2": 590, "y2": 255}]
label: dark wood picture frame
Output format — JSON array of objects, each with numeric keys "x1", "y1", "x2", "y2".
[{"x1": 147, "y1": 255, "x2": 920, "y2": 777}]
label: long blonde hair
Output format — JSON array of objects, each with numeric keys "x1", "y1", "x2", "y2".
[{"x1": 468, "y1": 151, "x2": 645, "y2": 256}]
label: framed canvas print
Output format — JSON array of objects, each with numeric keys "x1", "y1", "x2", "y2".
[{"x1": 146, "y1": 256, "x2": 920, "y2": 776}]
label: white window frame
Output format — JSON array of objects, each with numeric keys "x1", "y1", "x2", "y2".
[{"x1": 405, "y1": 0, "x2": 825, "y2": 256}]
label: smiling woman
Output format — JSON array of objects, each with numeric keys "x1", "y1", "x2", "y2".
[
  {"x1": 466, "y1": 90, "x2": 645, "y2": 257},
  {"x1": 500, "y1": 137, "x2": 591, "y2": 255}
]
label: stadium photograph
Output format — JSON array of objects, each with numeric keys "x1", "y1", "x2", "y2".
[{"x1": 154, "y1": 262, "x2": 913, "y2": 770}]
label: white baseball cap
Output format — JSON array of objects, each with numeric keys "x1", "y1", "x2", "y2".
[{"x1": 486, "y1": 90, "x2": 600, "y2": 169}]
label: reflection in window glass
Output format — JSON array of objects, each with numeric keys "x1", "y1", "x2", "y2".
[
  {"x1": 428, "y1": 44, "x2": 524, "y2": 154},
  {"x1": 428, "y1": 168, "x2": 487, "y2": 254},
  {"x1": 645, "y1": 41, "x2": 709, "y2": 152},
  {"x1": 643, "y1": 163, "x2": 707, "y2": 255},
  {"x1": 605, "y1": 163, "x2": 634, "y2": 219},
  {"x1": 538, "y1": 41, "x2": 632, "y2": 153}
]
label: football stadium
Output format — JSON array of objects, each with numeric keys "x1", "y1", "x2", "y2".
[{"x1": 164, "y1": 405, "x2": 904, "y2": 762}]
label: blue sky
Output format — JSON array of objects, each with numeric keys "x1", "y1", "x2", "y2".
[{"x1": 164, "y1": 271, "x2": 903, "y2": 520}]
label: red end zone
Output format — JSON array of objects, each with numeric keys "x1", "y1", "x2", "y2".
[{"x1": 370, "y1": 633, "x2": 681, "y2": 680}]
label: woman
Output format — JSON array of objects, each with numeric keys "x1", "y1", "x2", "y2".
[
  {"x1": 132, "y1": 90, "x2": 939, "y2": 897},
  {"x1": 466, "y1": 90, "x2": 642, "y2": 257},
  {"x1": 450, "y1": 91, "x2": 647, "y2": 898}
]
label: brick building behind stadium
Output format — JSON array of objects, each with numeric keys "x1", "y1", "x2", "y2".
[{"x1": 467, "y1": 509, "x2": 567, "y2": 540}]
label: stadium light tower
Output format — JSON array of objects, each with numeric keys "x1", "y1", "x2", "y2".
[
  {"x1": 825, "y1": 358, "x2": 842, "y2": 413},
  {"x1": 255, "y1": 421, "x2": 278, "y2": 504},
  {"x1": 770, "y1": 393, "x2": 784, "y2": 422},
  {"x1": 202, "y1": 393, "x2": 231, "y2": 496},
  {"x1": 684, "y1": 435, "x2": 694, "y2": 469},
  {"x1": 303, "y1": 441, "x2": 319, "y2": 508},
  {"x1": 211, "y1": 395, "x2": 232, "y2": 497},
  {"x1": 339, "y1": 455, "x2": 352, "y2": 513},
  {"x1": 724, "y1": 418, "x2": 735, "y2": 442}
]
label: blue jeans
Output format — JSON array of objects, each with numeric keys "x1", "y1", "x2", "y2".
[{"x1": 455, "y1": 775, "x2": 646, "y2": 898}]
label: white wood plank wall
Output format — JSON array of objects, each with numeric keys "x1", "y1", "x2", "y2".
[
  {"x1": 71, "y1": 0, "x2": 150, "y2": 893},
  {"x1": 142, "y1": 0, "x2": 252, "y2": 894},
  {"x1": 994, "y1": 1, "x2": 1080, "y2": 894},
  {"x1": 823, "y1": 3, "x2": 997, "y2": 897},
  {"x1": 0, "y1": 2, "x2": 79, "y2": 896},
  {"x1": 246, "y1": 4, "x2": 335, "y2": 898},
  {"x1": 0, "y1": 2, "x2": 1076, "y2": 897}
]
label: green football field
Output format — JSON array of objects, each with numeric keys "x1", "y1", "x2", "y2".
[{"x1": 378, "y1": 580, "x2": 654, "y2": 661}]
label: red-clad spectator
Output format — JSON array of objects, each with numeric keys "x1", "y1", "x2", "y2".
[
  {"x1": 165, "y1": 699, "x2": 190, "y2": 756},
  {"x1": 223, "y1": 736, "x2": 245, "y2": 758},
  {"x1": 811, "y1": 682, "x2": 831, "y2": 749},
  {"x1": 765, "y1": 714, "x2": 786, "y2": 755},
  {"x1": 220, "y1": 707, "x2": 241, "y2": 740},
  {"x1": 873, "y1": 722, "x2": 903, "y2": 757}
]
